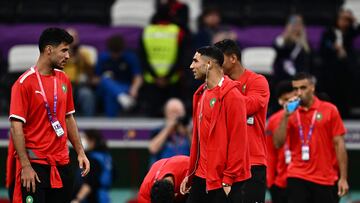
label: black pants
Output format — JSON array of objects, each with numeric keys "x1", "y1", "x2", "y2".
[
  {"x1": 270, "y1": 185, "x2": 288, "y2": 203},
  {"x1": 21, "y1": 163, "x2": 74, "y2": 203},
  {"x1": 187, "y1": 176, "x2": 246, "y2": 203},
  {"x1": 287, "y1": 177, "x2": 337, "y2": 203},
  {"x1": 242, "y1": 165, "x2": 266, "y2": 203}
]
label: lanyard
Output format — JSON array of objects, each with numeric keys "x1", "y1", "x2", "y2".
[
  {"x1": 296, "y1": 110, "x2": 317, "y2": 145},
  {"x1": 197, "y1": 89, "x2": 207, "y2": 139},
  {"x1": 35, "y1": 67, "x2": 57, "y2": 122}
]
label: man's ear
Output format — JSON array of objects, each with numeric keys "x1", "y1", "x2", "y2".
[
  {"x1": 230, "y1": 54, "x2": 238, "y2": 63},
  {"x1": 45, "y1": 45, "x2": 52, "y2": 55}
]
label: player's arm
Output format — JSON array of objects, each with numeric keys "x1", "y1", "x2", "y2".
[
  {"x1": 11, "y1": 119, "x2": 40, "y2": 193},
  {"x1": 333, "y1": 135, "x2": 349, "y2": 196},
  {"x1": 66, "y1": 114, "x2": 90, "y2": 176},
  {"x1": 273, "y1": 113, "x2": 290, "y2": 148},
  {"x1": 244, "y1": 76, "x2": 270, "y2": 115}
]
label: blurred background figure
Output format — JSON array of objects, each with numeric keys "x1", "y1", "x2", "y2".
[
  {"x1": 95, "y1": 34, "x2": 143, "y2": 117},
  {"x1": 194, "y1": 7, "x2": 237, "y2": 48},
  {"x1": 320, "y1": 8, "x2": 360, "y2": 118},
  {"x1": 64, "y1": 28, "x2": 97, "y2": 117},
  {"x1": 148, "y1": 98, "x2": 191, "y2": 165},
  {"x1": 266, "y1": 80, "x2": 296, "y2": 203},
  {"x1": 272, "y1": 14, "x2": 311, "y2": 85},
  {"x1": 154, "y1": 0, "x2": 190, "y2": 32},
  {"x1": 72, "y1": 129, "x2": 114, "y2": 203}
]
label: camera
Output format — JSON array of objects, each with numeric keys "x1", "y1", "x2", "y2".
[{"x1": 177, "y1": 116, "x2": 189, "y2": 126}]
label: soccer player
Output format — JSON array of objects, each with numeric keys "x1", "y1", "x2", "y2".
[
  {"x1": 9, "y1": 27, "x2": 90, "y2": 203},
  {"x1": 215, "y1": 39, "x2": 270, "y2": 202},
  {"x1": 273, "y1": 73, "x2": 349, "y2": 203},
  {"x1": 180, "y1": 46, "x2": 250, "y2": 203},
  {"x1": 266, "y1": 81, "x2": 296, "y2": 203},
  {"x1": 138, "y1": 155, "x2": 189, "y2": 203}
]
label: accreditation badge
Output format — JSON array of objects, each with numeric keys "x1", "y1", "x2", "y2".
[
  {"x1": 51, "y1": 119, "x2": 65, "y2": 137},
  {"x1": 301, "y1": 145, "x2": 310, "y2": 161}
]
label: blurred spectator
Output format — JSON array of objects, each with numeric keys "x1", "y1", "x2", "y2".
[
  {"x1": 320, "y1": 9, "x2": 360, "y2": 118},
  {"x1": 154, "y1": 0, "x2": 190, "y2": 32},
  {"x1": 272, "y1": 14, "x2": 311, "y2": 85},
  {"x1": 194, "y1": 7, "x2": 237, "y2": 48},
  {"x1": 0, "y1": 50, "x2": 9, "y2": 115},
  {"x1": 72, "y1": 129, "x2": 113, "y2": 203},
  {"x1": 148, "y1": 98, "x2": 191, "y2": 165},
  {"x1": 64, "y1": 28, "x2": 96, "y2": 117},
  {"x1": 95, "y1": 34, "x2": 143, "y2": 117},
  {"x1": 139, "y1": 8, "x2": 187, "y2": 117}
]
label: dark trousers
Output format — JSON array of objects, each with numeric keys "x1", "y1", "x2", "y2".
[
  {"x1": 21, "y1": 163, "x2": 74, "y2": 203},
  {"x1": 287, "y1": 177, "x2": 337, "y2": 203},
  {"x1": 242, "y1": 165, "x2": 266, "y2": 203},
  {"x1": 270, "y1": 185, "x2": 288, "y2": 203},
  {"x1": 187, "y1": 176, "x2": 246, "y2": 203}
]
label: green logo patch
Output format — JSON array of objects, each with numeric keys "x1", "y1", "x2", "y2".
[
  {"x1": 26, "y1": 195, "x2": 33, "y2": 203},
  {"x1": 210, "y1": 98, "x2": 216, "y2": 108},
  {"x1": 62, "y1": 84, "x2": 67, "y2": 93}
]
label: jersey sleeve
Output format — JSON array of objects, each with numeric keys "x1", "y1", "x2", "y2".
[
  {"x1": 66, "y1": 78, "x2": 75, "y2": 115},
  {"x1": 244, "y1": 75, "x2": 270, "y2": 115},
  {"x1": 9, "y1": 81, "x2": 29, "y2": 123},
  {"x1": 265, "y1": 115, "x2": 278, "y2": 188},
  {"x1": 329, "y1": 105, "x2": 346, "y2": 137}
]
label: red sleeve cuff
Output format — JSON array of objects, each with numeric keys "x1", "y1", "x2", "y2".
[{"x1": 222, "y1": 175, "x2": 234, "y2": 186}]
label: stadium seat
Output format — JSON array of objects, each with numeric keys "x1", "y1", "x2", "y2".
[
  {"x1": 8, "y1": 45, "x2": 39, "y2": 73},
  {"x1": 111, "y1": 0, "x2": 155, "y2": 27},
  {"x1": 241, "y1": 47, "x2": 276, "y2": 75},
  {"x1": 343, "y1": 0, "x2": 360, "y2": 21}
]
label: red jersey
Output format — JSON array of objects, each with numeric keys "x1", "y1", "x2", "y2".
[
  {"x1": 188, "y1": 76, "x2": 251, "y2": 190},
  {"x1": 266, "y1": 110, "x2": 288, "y2": 188},
  {"x1": 9, "y1": 67, "x2": 74, "y2": 158},
  {"x1": 237, "y1": 69, "x2": 270, "y2": 166},
  {"x1": 195, "y1": 84, "x2": 220, "y2": 178},
  {"x1": 138, "y1": 155, "x2": 189, "y2": 203},
  {"x1": 286, "y1": 97, "x2": 346, "y2": 185}
]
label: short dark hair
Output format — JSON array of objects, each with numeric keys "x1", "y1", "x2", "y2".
[
  {"x1": 84, "y1": 129, "x2": 108, "y2": 151},
  {"x1": 38, "y1": 28, "x2": 73, "y2": 53},
  {"x1": 275, "y1": 80, "x2": 294, "y2": 99},
  {"x1": 196, "y1": 46, "x2": 224, "y2": 66},
  {"x1": 150, "y1": 179, "x2": 174, "y2": 203},
  {"x1": 292, "y1": 72, "x2": 316, "y2": 84},
  {"x1": 214, "y1": 39, "x2": 242, "y2": 62},
  {"x1": 106, "y1": 35, "x2": 125, "y2": 54}
]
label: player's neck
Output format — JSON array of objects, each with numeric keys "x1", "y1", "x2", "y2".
[
  {"x1": 36, "y1": 57, "x2": 53, "y2": 75},
  {"x1": 231, "y1": 63, "x2": 245, "y2": 80},
  {"x1": 206, "y1": 69, "x2": 223, "y2": 89},
  {"x1": 302, "y1": 96, "x2": 314, "y2": 110}
]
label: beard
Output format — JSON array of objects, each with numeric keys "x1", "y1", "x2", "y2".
[{"x1": 51, "y1": 61, "x2": 63, "y2": 70}]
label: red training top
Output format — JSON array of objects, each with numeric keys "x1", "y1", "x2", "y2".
[
  {"x1": 237, "y1": 69, "x2": 270, "y2": 167},
  {"x1": 286, "y1": 97, "x2": 346, "y2": 185},
  {"x1": 138, "y1": 155, "x2": 189, "y2": 203}
]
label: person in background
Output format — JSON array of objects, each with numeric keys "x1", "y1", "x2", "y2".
[
  {"x1": 148, "y1": 98, "x2": 191, "y2": 165},
  {"x1": 180, "y1": 46, "x2": 250, "y2": 203},
  {"x1": 272, "y1": 14, "x2": 311, "y2": 85},
  {"x1": 95, "y1": 34, "x2": 143, "y2": 117},
  {"x1": 266, "y1": 80, "x2": 296, "y2": 203},
  {"x1": 274, "y1": 72, "x2": 349, "y2": 203},
  {"x1": 64, "y1": 28, "x2": 96, "y2": 117},
  {"x1": 138, "y1": 155, "x2": 189, "y2": 203},
  {"x1": 320, "y1": 9, "x2": 360, "y2": 118},
  {"x1": 195, "y1": 7, "x2": 237, "y2": 48},
  {"x1": 9, "y1": 27, "x2": 90, "y2": 203},
  {"x1": 215, "y1": 39, "x2": 270, "y2": 203},
  {"x1": 71, "y1": 129, "x2": 113, "y2": 203}
]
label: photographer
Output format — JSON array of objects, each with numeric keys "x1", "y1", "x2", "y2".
[{"x1": 148, "y1": 98, "x2": 191, "y2": 165}]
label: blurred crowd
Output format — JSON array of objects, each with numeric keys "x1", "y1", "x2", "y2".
[{"x1": 1, "y1": 0, "x2": 360, "y2": 119}]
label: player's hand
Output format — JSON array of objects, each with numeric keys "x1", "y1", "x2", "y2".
[
  {"x1": 223, "y1": 185, "x2": 231, "y2": 196},
  {"x1": 338, "y1": 178, "x2": 349, "y2": 197},
  {"x1": 21, "y1": 165, "x2": 41, "y2": 193},
  {"x1": 78, "y1": 153, "x2": 90, "y2": 177},
  {"x1": 180, "y1": 176, "x2": 191, "y2": 195}
]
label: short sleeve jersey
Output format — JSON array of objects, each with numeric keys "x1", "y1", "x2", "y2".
[
  {"x1": 286, "y1": 97, "x2": 346, "y2": 185},
  {"x1": 9, "y1": 67, "x2": 75, "y2": 156}
]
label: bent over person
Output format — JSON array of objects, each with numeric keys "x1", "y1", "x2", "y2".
[
  {"x1": 180, "y1": 46, "x2": 251, "y2": 203},
  {"x1": 9, "y1": 27, "x2": 90, "y2": 203}
]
